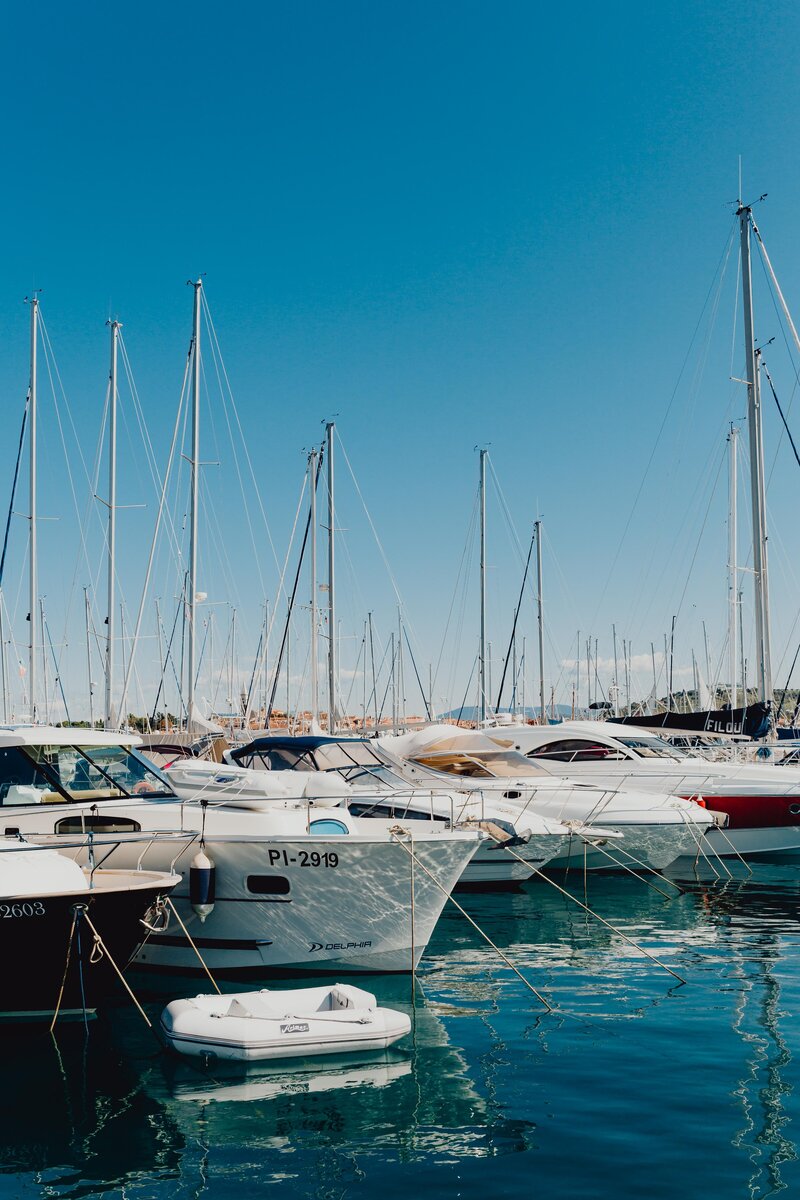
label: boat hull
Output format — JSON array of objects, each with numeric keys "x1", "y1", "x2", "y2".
[
  {"x1": 161, "y1": 990, "x2": 411, "y2": 1061},
  {"x1": 0, "y1": 872, "x2": 176, "y2": 1020}
]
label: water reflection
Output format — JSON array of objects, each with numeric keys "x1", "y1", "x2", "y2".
[{"x1": 3, "y1": 869, "x2": 800, "y2": 1197}]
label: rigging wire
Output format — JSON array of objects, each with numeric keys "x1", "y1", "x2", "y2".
[
  {"x1": 592, "y1": 221, "x2": 737, "y2": 629},
  {"x1": 762, "y1": 362, "x2": 800, "y2": 472},
  {"x1": 0, "y1": 394, "x2": 29, "y2": 589}
]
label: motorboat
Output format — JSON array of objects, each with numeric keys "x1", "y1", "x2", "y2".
[
  {"x1": 0, "y1": 726, "x2": 482, "y2": 976},
  {"x1": 173, "y1": 741, "x2": 585, "y2": 887},
  {"x1": 373, "y1": 725, "x2": 717, "y2": 871},
  {"x1": 161, "y1": 982, "x2": 411, "y2": 1061},
  {"x1": 497, "y1": 720, "x2": 800, "y2": 860},
  {"x1": 0, "y1": 835, "x2": 179, "y2": 1021}
]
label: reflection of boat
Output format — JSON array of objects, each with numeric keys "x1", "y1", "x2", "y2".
[
  {"x1": 0, "y1": 837, "x2": 178, "y2": 1020},
  {"x1": 171, "y1": 1055, "x2": 411, "y2": 1104}
]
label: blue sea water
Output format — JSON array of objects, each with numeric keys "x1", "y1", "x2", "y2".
[{"x1": 3, "y1": 864, "x2": 800, "y2": 1199}]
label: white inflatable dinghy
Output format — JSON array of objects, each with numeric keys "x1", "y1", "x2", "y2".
[{"x1": 160, "y1": 983, "x2": 411, "y2": 1061}]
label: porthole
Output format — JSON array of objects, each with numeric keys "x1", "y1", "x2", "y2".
[
  {"x1": 308, "y1": 818, "x2": 349, "y2": 835},
  {"x1": 55, "y1": 815, "x2": 141, "y2": 834},
  {"x1": 246, "y1": 875, "x2": 291, "y2": 895},
  {"x1": 789, "y1": 804, "x2": 800, "y2": 816}
]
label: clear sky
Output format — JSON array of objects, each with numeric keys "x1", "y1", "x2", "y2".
[{"x1": 2, "y1": 0, "x2": 800, "y2": 722}]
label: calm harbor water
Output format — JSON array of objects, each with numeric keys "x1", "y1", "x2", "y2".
[{"x1": 3, "y1": 864, "x2": 800, "y2": 1200}]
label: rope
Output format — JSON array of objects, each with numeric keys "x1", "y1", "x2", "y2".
[
  {"x1": 513, "y1": 852, "x2": 686, "y2": 985},
  {"x1": 762, "y1": 362, "x2": 800, "y2": 471},
  {"x1": 389, "y1": 831, "x2": 552, "y2": 1011},
  {"x1": 495, "y1": 525, "x2": 536, "y2": 711},
  {"x1": 49, "y1": 907, "x2": 80, "y2": 1032},
  {"x1": 579, "y1": 837, "x2": 684, "y2": 900},
  {"x1": 165, "y1": 896, "x2": 222, "y2": 994},
  {"x1": 265, "y1": 446, "x2": 324, "y2": 725},
  {"x1": 704, "y1": 822, "x2": 753, "y2": 875},
  {"x1": 0, "y1": 394, "x2": 28, "y2": 589},
  {"x1": 75, "y1": 908, "x2": 90, "y2": 1031},
  {"x1": 80, "y1": 909, "x2": 154, "y2": 1031}
]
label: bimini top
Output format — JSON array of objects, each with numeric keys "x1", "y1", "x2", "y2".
[
  {"x1": 0, "y1": 725, "x2": 141, "y2": 748},
  {"x1": 236, "y1": 735, "x2": 372, "y2": 755}
]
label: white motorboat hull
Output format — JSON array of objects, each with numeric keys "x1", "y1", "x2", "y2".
[
  {"x1": 4, "y1": 801, "x2": 480, "y2": 975},
  {"x1": 542, "y1": 821, "x2": 708, "y2": 872},
  {"x1": 161, "y1": 983, "x2": 411, "y2": 1061},
  {"x1": 676, "y1": 823, "x2": 800, "y2": 861}
]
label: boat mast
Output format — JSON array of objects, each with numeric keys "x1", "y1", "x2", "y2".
[
  {"x1": 738, "y1": 203, "x2": 773, "y2": 705},
  {"x1": 187, "y1": 279, "x2": 202, "y2": 734},
  {"x1": 309, "y1": 448, "x2": 319, "y2": 729},
  {"x1": 612, "y1": 621, "x2": 619, "y2": 717},
  {"x1": 728, "y1": 424, "x2": 738, "y2": 709},
  {"x1": 28, "y1": 295, "x2": 38, "y2": 720},
  {"x1": 535, "y1": 518, "x2": 545, "y2": 723},
  {"x1": 84, "y1": 587, "x2": 94, "y2": 727},
  {"x1": 479, "y1": 448, "x2": 487, "y2": 723},
  {"x1": 326, "y1": 421, "x2": 336, "y2": 732},
  {"x1": 105, "y1": 319, "x2": 120, "y2": 728}
]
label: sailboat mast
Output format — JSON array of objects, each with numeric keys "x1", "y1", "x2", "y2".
[
  {"x1": 738, "y1": 204, "x2": 773, "y2": 705},
  {"x1": 29, "y1": 295, "x2": 38, "y2": 720},
  {"x1": 728, "y1": 424, "x2": 738, "y2": 708},
  {"x1": 326, "y1": 421, "x2": 336, "y2": 732},
  {"x1": 84, "y1": 588, "x2": 94, "y2": 728},
  {"x1": 309, "y1": 448, "x2": 319, "y2": 728},
  {"x1": 479, "y1": 448, "x2": 487, "y2": 723},
  {"x1": 187, "y1": 279, "x2": 202, "y2": 733},
  {"x1": 535, "y1": 518, "x2": 545, "y2": 724},
  {"x1": 105, "y1": 319, "x2": 120, "y2": 728}
]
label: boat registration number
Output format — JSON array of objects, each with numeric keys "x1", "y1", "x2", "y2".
[
  {"x1": 1, "y1": 901, "x2": 46, "y2": 918},
  {"x1": 268, "y1": 850, "x2": 339, "y2": 868}
]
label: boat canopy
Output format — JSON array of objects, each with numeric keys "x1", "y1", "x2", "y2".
[{"x1": 379, "y1": 725, "x2": 547, "y2": 779}]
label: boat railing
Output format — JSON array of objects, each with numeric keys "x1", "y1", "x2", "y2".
[{"x1": 9, "y1": 829, "x2": 197, "y2": 879}]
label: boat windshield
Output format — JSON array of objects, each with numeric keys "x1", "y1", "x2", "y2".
[
  {"x1": 233, "y1": 740, "x2": 409, "y2": 787},
  {"x1": 0, "y1": 743, "x2": 174, "y2": 805},
  {"x1": 413, "y1": 749, "x2": 541, "y2": 779},
  {"x1": 615, "y1": 737, "x2": 688, "y2": 760}
]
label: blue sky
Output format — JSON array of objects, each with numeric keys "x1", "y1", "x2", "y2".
[{"x1": 2, "y1": 0, "x2": 800, "y2": 720}]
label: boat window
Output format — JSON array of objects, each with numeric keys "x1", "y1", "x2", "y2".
[
  {"x1": 414, "y1": 753, "x2": 495, "y2": 778},
  {"x1": 527, "y1": 739, "x2": 627, "y2": 763},
  {"x1": 0, "y1": 745, "x2": 65, "y2": 804},
  {"x1": 615, "y1": 737, "x2": 686, "y2": 760},
  {"x1": 414, "y1": 749, "x2": 541, "y2": 778},
  {"x1": 13, "y1": 744, "x2": 174, "y2": 803},
  {"x1": 308, "y1": 818, "x2": 350, "y2": 835},
  {"x1": 349, "y1": 800, "x2": 446, "y2": 822},
  {"x1": 246, "y1": 875, "x2": 291, "y2": 895},
  {"x1": 80, "y1": 746, "x2": 174, "y2": 797},
  {"x1": 54, "y1": 815, "x2": 142, "y2": 834},
  {"x1": 311, "y1": 742, "x2": 386, "y2": 772},
  {"x1": 235, "y1": 748, "x2": 316, "y2": 772}
]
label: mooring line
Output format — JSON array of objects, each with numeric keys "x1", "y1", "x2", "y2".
[
  {"x1": 80, "y1": 910, "x2": 156, "y2": 1033},
  {"x1": 390, "y1": 831, "x2": 553, "y2": 1011},
  {"x1": 577, "y1": 837, "x2": 683, "y2": 900},
  {"x1": 165, "y1": 897, "x2": 222, "y2": 995},
  {"x1": 502, "y1": 846, "x2": 686, "y2": 985}
]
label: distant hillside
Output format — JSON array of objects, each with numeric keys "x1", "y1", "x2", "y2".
[{"x1": 439, "y1": 705, "x2": 578, "y2": 722}]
